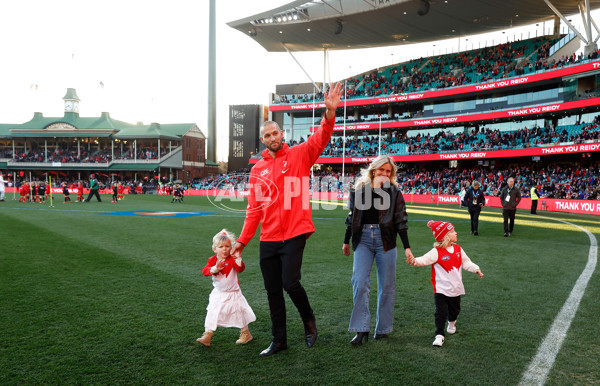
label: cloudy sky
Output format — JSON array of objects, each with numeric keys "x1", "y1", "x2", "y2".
[{"x1": 0, "y1": 1, "x2": 594, "y2": 161}]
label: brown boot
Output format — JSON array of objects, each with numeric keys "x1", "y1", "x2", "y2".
[
  {"x1": 196, "y1": 331, "x2": 213, "y2": 347},
  {"x1": 236, "y1": 329, "x2": 253, "y2": 344}
]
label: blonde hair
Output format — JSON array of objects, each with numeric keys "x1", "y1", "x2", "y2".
[
  {"x1": 433, "y1": 234, "x2": 453, "y2": 249},
  {"x1": 354, "y1": 155, "x2": 399, "y2": 190},
  {"x1": 212, "y1": 229, "x2": 236, "y2": 249}
]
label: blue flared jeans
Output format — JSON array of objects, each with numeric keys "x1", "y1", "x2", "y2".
[{"x1": 349, "y1": 224, "x2": 397, "y2": 335}]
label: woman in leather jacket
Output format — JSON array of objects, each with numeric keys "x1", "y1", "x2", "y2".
[{"x1": 342, "y1": 155, "x2": 414, "y2": 345}]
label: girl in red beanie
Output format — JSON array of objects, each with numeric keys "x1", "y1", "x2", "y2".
[{"x1": 408, "y1": 220, "x2": 484, "y2": 347}]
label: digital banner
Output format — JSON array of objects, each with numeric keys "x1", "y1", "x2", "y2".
[
  {"x1": 248, "y1": 142, "x2": 600, "y2": 164},
  {"x1": 5, "y1": 187, "x2": 129, "y2": 195},
  {"x1": 308, "y1": 97, "x2": 600, "y2": 132},
  {"x1": 5, "y1": 187, "x2": 599, "y2": 215},
  {"x1": 270, "y1": 61, "x2": 600, "y2": 112}
]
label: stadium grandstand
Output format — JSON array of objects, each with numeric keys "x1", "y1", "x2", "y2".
[
  {"x1": 0, "y1": 88, "x2": 217, "y2": 191},
  {"x1": 222, "y1": 0, "x2": 600, "y2": 215}
]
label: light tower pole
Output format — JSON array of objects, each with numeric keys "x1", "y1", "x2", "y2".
[{"x1": 207, "y1": 0, "x2": 217, "y2": 162}]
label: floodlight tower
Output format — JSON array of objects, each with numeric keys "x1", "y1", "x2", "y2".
[{"x1": 207, "y1": 0, "x2": 216, "y2": 162}]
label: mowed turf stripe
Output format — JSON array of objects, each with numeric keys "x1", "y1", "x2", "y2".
[
  {"x1": 520, "y1": 218, "x2": 598, "y2": 385},
  {"x1": 0, "y1": 213, "x2": 201, "y2": 384},
  {"x1": 0, "y1": 207, "x2": 208, "y2": 285}
]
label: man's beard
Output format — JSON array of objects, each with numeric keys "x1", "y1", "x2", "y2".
[{"x1": 268, "y1": 141, "x2": 283, "y2": 152}]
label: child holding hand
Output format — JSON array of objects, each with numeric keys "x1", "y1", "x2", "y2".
[
  {"x1": 197, "y1": 229, "x2": 256, "y2": 347},
  {"x1": 409, "y1": 220, "x2": 483, "y2": 347}
]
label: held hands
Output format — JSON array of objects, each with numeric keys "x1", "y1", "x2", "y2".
[
  {"x1": 231, "y1": 242, "x2": 245, "y2": 258},
  {"x1": 342, "y1": 243, "x2": 350, "y2": 256},
  {"x1": 405, "y1": 248, "x2": 415, "y2": 265},
  {"x1": 324, "y1": 82, "x2": 344, "y2": 120}
]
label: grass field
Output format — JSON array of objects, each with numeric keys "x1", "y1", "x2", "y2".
[{"x1": 1, "y1": 193, "x2": 598, "y2": 385}]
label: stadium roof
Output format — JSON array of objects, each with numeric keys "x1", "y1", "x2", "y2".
[
  {"x1": 0, "y1": 112, "x2": 197, "y2": 141},
  {"x1": 228, "y1": 0, "x2": 600, "y2": 52}
]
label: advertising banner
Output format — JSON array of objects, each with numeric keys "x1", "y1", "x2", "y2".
[
  {"x1": 308, "y1": 97, "x2": 600, "y2": 132},
  {"x1": 248, "y1": 142, "x2": 600, "y2": 164}
]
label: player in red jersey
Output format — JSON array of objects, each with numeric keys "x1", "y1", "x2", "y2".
[
  {"x1": 76, "y1": 181, "x2": 85, "y2": 202},
  {"x1": 19, "y1": 182, "x2": 30, "y2": 203}
]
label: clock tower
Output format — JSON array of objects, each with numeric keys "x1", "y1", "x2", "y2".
[{"x1": 63, "y1": 88, "x2": 81, "y2": 113}]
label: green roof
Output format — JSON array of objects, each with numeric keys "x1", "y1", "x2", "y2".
[
  {"x1": 0, "y1": 124, "x2": 17, "y2": 138},
  {"x1": 13, "y1": 131, "x2": 114, "y2": 138},
  {"x1": 108, "y1": 163, "x2": 160, "y2": 171},
  {"x1": 5, "y1": 112, "x2": 199, "y2": 141},
  {"x1": 114, "y1": 122, "x2": 184, "y2": 140}
]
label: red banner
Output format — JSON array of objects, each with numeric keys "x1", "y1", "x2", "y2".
[
  {"x1": 309, "y1": 97, "x2": 600, "y2": 132},
  {"x1": 5, "y1": 188, "x2": 599, "y2": 215},
  {"x1": 248, "y1": 142, "x2": 600, "y2": 164},
  {"x1": 5, "y1": 187, "x2": 129, "y2": 195},
  {"x1": 270, "y1": 61, "x2": 600, "y2": 112}
]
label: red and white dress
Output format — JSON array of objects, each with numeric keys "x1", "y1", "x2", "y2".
[
  {"x1": 413, "y1": 244, "x2": 480, "y2": 297},
  {"x1": 202, "y1": 255, "x2": 256, "y2": 330}
]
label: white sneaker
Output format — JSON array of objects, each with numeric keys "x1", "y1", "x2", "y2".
[
  {"x1": 447, "y1": 321, "x2": 456, "y2": 335},
  {"x1": 432, "y1": 334, "x2": 444, "y2": 347}
]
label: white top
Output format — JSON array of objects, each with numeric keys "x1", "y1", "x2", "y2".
[
  {"x1": 413, "y1": 245, "x2": 480, "y2": 297},
  {"x1": 211, "y1": 264, "x2": 241, "y2": 292}
]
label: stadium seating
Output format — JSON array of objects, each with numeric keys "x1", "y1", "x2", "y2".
[{"x1": 273, "y1": 35, "x2": 572, "y2": 104}]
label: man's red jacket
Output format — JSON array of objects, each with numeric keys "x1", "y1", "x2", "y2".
[{"x1": 237, "y1": 115, "x2": 335, "y2": 245}]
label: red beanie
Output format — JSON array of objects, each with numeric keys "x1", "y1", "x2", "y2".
[{"x1": 427, "y1": 220, "x2": 454, "y2": 242}]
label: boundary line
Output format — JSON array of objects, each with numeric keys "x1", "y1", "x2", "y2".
[{"x1": 520, "y1": 217, "x2": 598, "y2": 385}]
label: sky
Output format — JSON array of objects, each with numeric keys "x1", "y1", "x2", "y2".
[{"x1": 0, "y1": 1, "x2": 596, "y2": 161}]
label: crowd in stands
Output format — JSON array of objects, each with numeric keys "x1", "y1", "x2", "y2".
[
  {"x1": 274, "y1": 35, "x2": 600, "y2": 104},
  {"x1": 191, "y1": 162, "x2": 600, "y2": 201},
  {"x1": 0, "y1": 146, "x2": 171, "y2": 163},
  {"x1": 191, "y1": 169, "x2": 251, "y2": 191}
]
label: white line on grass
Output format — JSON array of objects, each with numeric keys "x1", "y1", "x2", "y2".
[{"x1": 520, "y1": 217, "x2": 598, "y2": 386}]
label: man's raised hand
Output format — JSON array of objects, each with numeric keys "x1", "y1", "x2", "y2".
[{"x1": 325, "y1": 82, "x2": 343, "y2": 120}]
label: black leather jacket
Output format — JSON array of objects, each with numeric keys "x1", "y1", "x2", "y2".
[{"x1": 344, "y1": 184, "x2": 410, "y2": 252}]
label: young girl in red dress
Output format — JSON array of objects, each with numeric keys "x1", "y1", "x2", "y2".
[{"x1": 196, "y1": 229, "x2": 256, "y2": 347}]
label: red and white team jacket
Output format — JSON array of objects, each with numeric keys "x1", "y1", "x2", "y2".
[
  {"x1": 413, "y1": 244, "x2": 480, "y2": 297},
  {"x1": 237, "y1": 115, "x2": 336, "y2": 245}
]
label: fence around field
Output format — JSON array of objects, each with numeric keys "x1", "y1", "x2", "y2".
[{"x1": 5, "y1": 187, "x2": 597, "y2": 215}]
